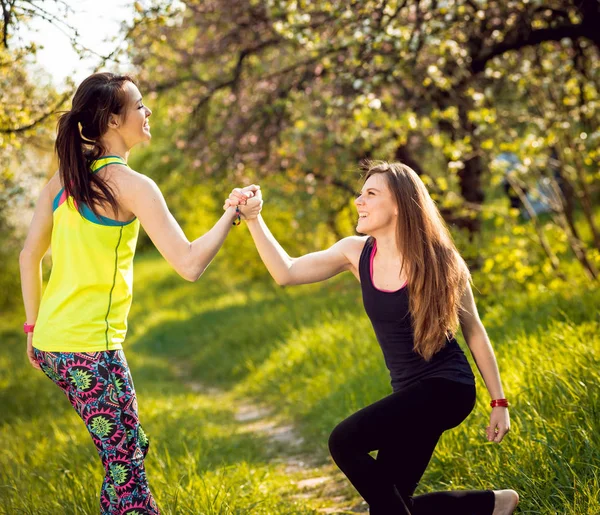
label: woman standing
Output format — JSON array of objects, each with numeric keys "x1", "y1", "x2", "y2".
[
  {"x1": 225, "y1": 161, "x2": 518, "y2": 514},
  {"x1": 19, "y1": 72, "x2": 261, "y2": 515}
]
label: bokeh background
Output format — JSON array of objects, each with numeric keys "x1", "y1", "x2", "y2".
[{"x1": 1, "y1": 1, "x2": 599, "y2": 513}]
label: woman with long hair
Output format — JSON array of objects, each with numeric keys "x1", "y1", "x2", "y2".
[
  {"x1": 19, "y1": 72, "x2": 261, "y2": 514},
  {"x1": 225, "y1": 161, "x2": 518, "y2": 514}
]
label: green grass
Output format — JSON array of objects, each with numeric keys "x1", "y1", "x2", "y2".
[
  {"x1": 1, "y1": 241, "x2": 599, "y2": 513},
  {"x1": 0, "y1": 326, "x2": 326, "y2": 515}
]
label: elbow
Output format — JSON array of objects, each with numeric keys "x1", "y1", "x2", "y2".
[
  {"x1": 176, "y1": 247, "x2": 204, "y2": 282},
  {"x1": 19, "y1": 247, "x2": 40, "y2": 268},
  {"x1": 462, "y1": 322, "x2": 488, "y2": 349},
  {"x1": 180, "y1": 261, "x2": 205, "y2": 282},
  {"x1": 19, "y1": 248, "x2": 31, "y2": 264},
  {"x1": 275, "y1": 276, "x2": 290, "y2": 286},
  {"x1": 172, "y1": 262, "x2": 197, "y2": 282},
  {"x1": 181, "y1": 267, "x2": 202, "y2": 282},
  {"x1": 274, "y1": 260, "x2": 295, "y2": 286},
  {"x1": 274, "y1": 268, "x2": 295, "y2": 286}
]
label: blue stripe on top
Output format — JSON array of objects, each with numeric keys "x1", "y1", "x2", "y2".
[
  {"x1": 51, "y1": 156, "x2": 136, "y2": 226},
  {"x1": 52, "y1": 190, "x2": 63, "y2": 211}
]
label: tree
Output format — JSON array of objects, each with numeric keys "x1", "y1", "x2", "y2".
[
  {"x1": 123, "y1": 0, "x2": 600, "y2": 283},
  {"x1": 129, "y1": 1, "x2": 598, "y2": 226},
  {"x1": 0, "y1": 0, "x2": 75, "y2": 311}
]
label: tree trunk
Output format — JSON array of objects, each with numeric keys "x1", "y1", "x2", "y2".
[
  {"x1": 455, "y1": 97, "x2": 485, "y2": 233},
  {"x1": 395, "y1": 144, "x2": 426, "y2": 176}
]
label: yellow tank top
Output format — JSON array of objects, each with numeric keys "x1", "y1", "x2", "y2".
[{"x1": 33, "y1": 156, "x2": 140, "y2": 352}]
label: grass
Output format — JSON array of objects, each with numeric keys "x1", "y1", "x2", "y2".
[{"x1": 1, "y1": 234, "x2": 599, "y2": 513}]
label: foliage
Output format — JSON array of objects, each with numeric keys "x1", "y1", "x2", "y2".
[
  {"x1": 0, "y1": 1, "x2": 74, "y2": 312},
  {"x1": 123, "y1": 0, "x2": 599, "y2": 285},
  {"x1": 2, "y1": 4, "x2": 599, "y2": 511},
  {"x1": 2, "y1": 226, "x2": 598, "y2": 513},
  {"x1": 0, "y1": 70, "x2": 58, "y2": 311}
]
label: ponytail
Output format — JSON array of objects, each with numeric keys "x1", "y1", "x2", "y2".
[{"x1": 54, "y1": 73, "x2": 133, "y2": 218}]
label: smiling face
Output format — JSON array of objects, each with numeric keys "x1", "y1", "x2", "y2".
[
  {"x1": 354, "y1": 173, "x2": 399, "y2": 235},
  {"x1": 111, "y1": 81, "x2": 152, "y2": 148}
]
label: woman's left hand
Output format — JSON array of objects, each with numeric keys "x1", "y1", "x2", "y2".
[
  {"x1": 486, "y1": 407, "x2": 510, "y2": 443},
  {"x1": 239, "y1": 190, "x2": 263, "y2": 220}
]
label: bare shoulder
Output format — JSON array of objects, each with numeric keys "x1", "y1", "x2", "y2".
[
  {"x1": 106, "y1": 165, "x2": 159, "y2": 197},
  {"x1": 47, "y1": 170, "x2": 61, "y2": 186},
  {"x1": 336, "y1": 235, "x2": 369, "y2": 268},
  {"x1": 45, "y1": 170, "x2": 63, "y2": 199},
  {"x1": 454, "y1": 250, "x2": 472, "y2": 282}
]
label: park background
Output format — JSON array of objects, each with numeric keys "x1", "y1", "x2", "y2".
[{"x1": 1, "y1": 0, "x2": 599, "y2": 513}]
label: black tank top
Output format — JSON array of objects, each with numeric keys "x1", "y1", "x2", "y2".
[{"x1": 359, "y1": 237, "x2": 475, "y2": 392}]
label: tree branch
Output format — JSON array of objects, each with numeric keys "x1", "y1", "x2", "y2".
[
  {"x1": 0, "y1": 90, "x2": 71, "y2": 134},
  {"x1": 1, "y1": 0, "x2": 15, "y2": 48},
  {"x1": 470, "y1": 22, "x2": 596, "y2": 75}
]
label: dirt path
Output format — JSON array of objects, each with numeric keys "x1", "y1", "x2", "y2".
[{"x1": 179, "y1": 370, "x2": 366, "y2": 513}]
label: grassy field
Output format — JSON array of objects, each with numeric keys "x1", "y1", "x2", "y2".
[{"x1": 1, "y1": 236, "x2": 599, "y2": 514}]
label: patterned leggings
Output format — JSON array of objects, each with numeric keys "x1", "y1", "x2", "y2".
[{"x1": 34, "y1": 348, "x2": 160, "y2": 515}]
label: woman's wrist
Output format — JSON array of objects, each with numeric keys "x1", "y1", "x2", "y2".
[
  {"x1": 245, "y1": 214, "x2": 261, "y2": 225},
  {"x1": 490, "y1": 398, "x2": 509, "y2": 408},
  {"x1": 224, "y1": 205, "x2": 238, "y2": 222}
]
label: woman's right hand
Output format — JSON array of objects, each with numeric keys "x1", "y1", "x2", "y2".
[
  {"x1": 26, "y1": 333, "x2": 41, "y2": 370},
  {"x1": 223, "y1": 185, "x2": 260, "y2": 208},
  {"x1": 223, "y1": 185, "x2": 263, "y2": 220}
]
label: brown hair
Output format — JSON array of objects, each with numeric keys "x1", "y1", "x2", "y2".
[
  {"x1": 361, "y1": 160, "x2": 471, "y2": 361},
  {"x1": 55, "y1": 72, "x2": 135, "y2": 217}
]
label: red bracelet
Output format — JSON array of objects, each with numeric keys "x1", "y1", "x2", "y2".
[{"x1": 490, "y1": 398, "x2": 509, "y2": 408}]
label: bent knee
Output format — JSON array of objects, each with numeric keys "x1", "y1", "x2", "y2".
[{"x1": 328, "y1": 419, "x2": 356, "y2": 456}]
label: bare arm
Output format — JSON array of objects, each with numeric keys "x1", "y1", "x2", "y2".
[
  {"x1": 459, "y1": 280, "x2": 510, "y2": 442},
  {"x1": 19, "y1": 177, "x2": 56, "y2": 369},
  {"x1": 121, "y1": 173, "x2": 261, "y2": 282},
  {"x1": 245, "y1": 215, "x2": 361, "y2": 286}
]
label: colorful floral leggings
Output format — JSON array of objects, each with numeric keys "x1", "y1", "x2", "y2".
[{"x1": 34, "y1": 348, "x2": 160, "y2": 515}]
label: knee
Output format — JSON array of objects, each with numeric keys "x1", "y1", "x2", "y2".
[{"x1": 328, "y1": 419, "x2": 354, "y2": 459}]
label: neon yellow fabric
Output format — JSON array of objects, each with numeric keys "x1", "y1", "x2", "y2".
[{"x1": 33, "y1": 156, "x2": 140, "y2": 352}]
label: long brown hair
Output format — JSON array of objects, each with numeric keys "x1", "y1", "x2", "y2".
[
  {"x1": 55, "y1": 72, "x2": 134, "y2": 217},
  {"x1": 362, "y1": 160, "x2": 471, "y2": 361}
]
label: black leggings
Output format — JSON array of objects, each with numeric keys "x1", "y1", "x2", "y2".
[{"x1": 328, "y1": 378, "x2": 495, "y2": 515}]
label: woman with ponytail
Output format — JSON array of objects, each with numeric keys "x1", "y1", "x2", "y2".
[
  {"x1": 225, "y1": 161, "x2": 518, "y2": 515},
  {"x1": 19, "y1": 72, "x2": 261, "y2": 514}
]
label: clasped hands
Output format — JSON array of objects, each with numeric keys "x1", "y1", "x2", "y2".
[{"x1": 223, "y1": 185, "x2": 263, "y2": 220}]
